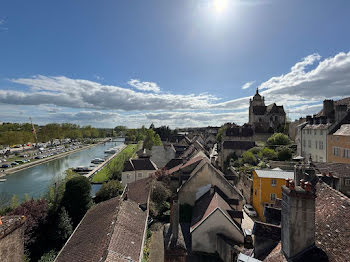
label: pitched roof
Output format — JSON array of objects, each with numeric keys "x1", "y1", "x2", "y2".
[
  {"x1": 105, "y1": 200, "x2": 148, "y2": 262},
  {"x1": 313, "y1": 162, "x2": 350, "y2": 178},
  {"x1": 167, "y1": 156, "x2": 203, "y2": 175},
  {"x1": 333, "y1": 124, "x2": 350, "y2": 136},
  {"x1": 253, "y1": 221, "x2": 281, "y2": 241},
  {"x1": 165, "y1": 158, "x2": 184, "y2": 169},
  {"x1": 264, "y1": 181, "x2": 350, "y2": 262},
  {"x1": 55, "y1": 197, "x2": 121, "y2": 262},
  {"x1": 123, "y1": 158, "x2": 157, "y2": 172},
  {"x1": 223, "y1": 140, "x2": 255, "y2": 150},
  {"x1": 190, "y1": 192, "x2": 236, "y2": 232},
  {"x1": 126, "y1": 177, "x2": 152, "y2": 204},
  {"x1": 254, "y1": 169, "x2": 294, "y2": 180}
]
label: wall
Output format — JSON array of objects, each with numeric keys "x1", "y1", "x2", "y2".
[
  {"x1": 121, "y1": 170, "x2": 153, "y2": 185},
  {"x1": 236, "y1": 172, "x2": 253, "y2": 204},
  {"x1": 0, "y1": 225, "x2": 24, "y2": 262},
  {"x1": 178, "y1": 163, "x2": 243, "y2": 209},
  {"x1": 301, "y1": 126, "x2": 329, "y2": 162},
  {"x1": 191, "y1": 209, "x2": 244, "y2": 254},
  {"x1": 252, "y1": 171, "x2": 286, "y2": 221},
  {"x1": 327, "y1": 134, "x2": 350, "y2": 164}
]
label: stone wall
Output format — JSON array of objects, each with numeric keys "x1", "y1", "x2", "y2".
[{"x1": 0, "y1": 216, "x2": 25, "y2": 262}]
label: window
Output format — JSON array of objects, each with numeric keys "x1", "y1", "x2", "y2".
[
  {"x1": 270, "y1": 193, "x2": 276, "y2": 201},
  {"x1": 319, "y1": 156, "x2": 323, "y2": 162},
  {"x1": 138, "y1": 172, "x2": 142, "y2": 178},
  {"x1": 308, "y1": 140, "x2": 311, "y2": 148},
  {"x1": 345, "y1": 179, "x2": 350, "y2": 186},
  {"x1": 343, "y1": 149, "x2": 350, "y2": 159},
  {"x1": 333, "y1": 147, "x2": 339, "y2": 156},
  {"x1": 126, "y1": 174, "x2": 131, "y2": 179},
  {"x1": 319, "y1": 141, "x2": 323, "y2": 150},
  {"x1": 271, "y1": 179, "x2": 277, "y2": 187},
  {"x1": 303, "y1": 140, "x2": 306, "y2": 147},
  {"x1": 320, "y1": 130, "x2": 323, "y2": 136},
  {"x1": 255, "y1": 189, "x2": 257, "y2": 195},
  {"x1": 315, "y1": 141, "x2": 318, "y2": 149},
  {"x1": 314, "y1": 130, "x2": 317, "y2": 135}
]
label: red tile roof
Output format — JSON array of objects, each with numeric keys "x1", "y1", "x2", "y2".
[
  {"x1": 106, "y1": 200, "x2": 148, "y2": 262},
  {"x1": 55, "y1": 197, "x2": 121, "y2": 262},
  {"x1": 166, "y1": 156, "x2": 203, "y2": 175},
  {"x1": 264, "y1": 181, "x2": 350, "y2": 262},
  {"x1": 126, "y1": 177, "x2": 152, "y2": 204}
]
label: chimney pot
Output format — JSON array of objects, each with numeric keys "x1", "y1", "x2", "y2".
[
  {"x1": 305, "y1": 182, "x2": 312, "y2": 192},
  {"x1": 289, "y1": 180, "x2": 295, "y2": 190},
  {"x1": 328, "y1": 172, "x2": 333, "y2": 177},
  {"x1": 300, "y1": 179, "x2": 305, "y2": 189},
  {"x1": 285, "y1": 179, "x2": 290, "y2": 187}
]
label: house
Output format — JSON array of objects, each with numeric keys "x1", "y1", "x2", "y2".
[
  {"x1": 248, "y1": 88, "x2": 286, "y2": 134},
  {"x1": 0, "y1": 216, "x2": 26, "y2": 262},
  {"x1": 263, "y1": 180, "x2": 350, "y2": 262},
  {"x1": 178, "y1": 158, "x2": 244, "y2": 209},
  {"x1": 121, "y1": 157, "x2": 157, "y2": 185},
  {"x1": 190, "y1": 190, "x2": 244, "y2": 254},
  {"x1": 327, "y1": 124, "x2": 350, "y2": 163},
  {"x1": 299, "y1": 98, "x2": 350, "y2": 162},
  {"x1": 313, "y1": 162, "x2": 350, "y2": 197},
  {"x1": 252, "y1": 169, "x2": 294, "y2": 221},
  {"x1": 55, "y1": 178, "x2": 151, "y2": 262}
]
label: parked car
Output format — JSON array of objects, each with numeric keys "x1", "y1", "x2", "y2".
[
  {"x1": 243, "y1": 228, "x2": 253, "y2": 247},
  {"x1": 1, "y1": 164, "x2": 10, "y2": 168},
  {"x1": 11, "y1": 162, "x2": 19, "y2": 166},
  {"x1": 244, "y1": 204, "x2": 257, "y2": 217}
]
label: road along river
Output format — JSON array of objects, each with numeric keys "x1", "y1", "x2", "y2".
[{"x1": 0, "y1": 140, "x2": 124, "y2": 205}]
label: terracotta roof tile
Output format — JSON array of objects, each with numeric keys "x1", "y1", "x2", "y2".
[{"x1": 126, "y1": 177, "x2": 152, "y2": 204}]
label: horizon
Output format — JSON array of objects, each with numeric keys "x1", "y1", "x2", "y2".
[{"x1": 1, "y1": 0, "x2": 350, "y2": 128}]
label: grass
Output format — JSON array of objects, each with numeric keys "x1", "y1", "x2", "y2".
[{"x1": 91, "y1": 143, "x2": 141, "y2": 183}]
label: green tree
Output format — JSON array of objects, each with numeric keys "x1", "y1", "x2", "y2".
[
  {"x1": 242, "y1": 151, "x2": 258, "y2": 165},
  {"x1": 278, "y1": 147, "x2": 292, "y2": 161},
  {"x1": 62, "y1": 176, "x2": 92, "y2": 226},
  {"x1": 56, "y1": 207, "x2": 73, "y2": 243},
  {"x1": 259, "y1": 147, "x2": 278, "y2": 160},
  {"x1": 38, "y1": 250, "x2": 57, "y2": 262},
  {"x1": 95, "y1": 180, "x2": 123, "y2": 203},
  {"x1": 266, "y1": 133, "x2": 291, "y2": 146}
]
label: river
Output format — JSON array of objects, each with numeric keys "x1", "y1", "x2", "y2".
[{"x1": 0, "y1": 140, "x2": 124, "y2": 205}]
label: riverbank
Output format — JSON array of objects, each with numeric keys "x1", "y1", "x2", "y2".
[
  {"x1": 3, "y1": 139, "x2": 111, "y2": 175},
  {"x1": 91, "y1": 142, "x2": 141, "y2": 183}
]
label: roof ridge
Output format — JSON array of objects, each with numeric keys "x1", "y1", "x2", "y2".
[{"x1": 318, "y1": 180, "x2": 350, "y2": 203}]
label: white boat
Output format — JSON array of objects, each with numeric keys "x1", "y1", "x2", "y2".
[
  {"x1": 73, "y1": 166, "x2": 93, "y2": 173},
  {"x1": 0, "y1": 179, "x2": 6, "y2": 182},
  {"x1": 104, "y1": 148, "x2": 117, "y2": 154}
]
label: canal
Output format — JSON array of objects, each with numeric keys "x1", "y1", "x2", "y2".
[{"x1": 0, "y1": 140, "x2": 124, "y2": 205}]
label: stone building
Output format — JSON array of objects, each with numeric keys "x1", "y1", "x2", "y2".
[
  {"x1": 0, "y1": 216, "x2": 25, "y2": 262},
  {"x1": 327, "y1": 124, "x2": 350, "y2": 164},
  {"x1": 248, "y1": 89, "x2": 286, "y2": 134}
]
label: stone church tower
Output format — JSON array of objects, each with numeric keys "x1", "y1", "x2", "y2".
[{"x1": 248, "y1": 88, "x2": 286, "y2": 133}]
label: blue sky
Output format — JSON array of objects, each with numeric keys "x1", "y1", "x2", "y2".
[{"x1": 1, "y1": 0, "x2": 350, "y2": 128}]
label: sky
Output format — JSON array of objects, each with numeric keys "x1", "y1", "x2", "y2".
[{"x1": 1, "y1": 0, "x2": 350, "y2": 128}]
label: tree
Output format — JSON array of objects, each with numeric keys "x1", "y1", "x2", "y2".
[
  {"x1": 266, "y1": 133, "x2": 291, "y2": 146},
  {"x1": 242, "y1": 151, "x2": 258, "y2": 166},
  {"x1": 278, "y1": 147, "x2": 292, "y2": 161},
  {"x1": 62, "y1": 176, "x2": 92, "y2": 226},
  {"x1": 95, "y1": 180, "x2": 123, "y2": 203},
  {"x1": 38, "y1": 250, "x2": 57, "y2": 262},
  {"x1": 56, "y1": 207, "x2": 73, "y2": 243},
  {"x1": 259, "y1": 147, "x2": 278, "y2": 160}
]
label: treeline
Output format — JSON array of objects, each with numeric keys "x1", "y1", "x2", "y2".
[
  {"x1": 115, "y1": 124, "x2": 178, "y2": 144},
  {"x1": 0, "y1": 123, "x2": 112, "y2": 146}
]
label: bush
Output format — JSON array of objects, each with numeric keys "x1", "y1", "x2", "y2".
[
  {"x1": 267, "y1": 133, "x2": 291, "y2": 146},
  {"x1": 278, "y1": 147, "x2": 292, "y2": 161},
  {"x1": 62, "y1": 176, "x2": 92, "y2": 226},
  {"x1": 260, "y1": 147, "x2": 278, "y2": 160},
  {"x1": 151, "y1": 181, "x2": 171, "y2": 204},
  {"x1": 242, "y1": 151, "x2": 257, "y2": 166},
  {"x1": 95, "y1": 180, "x2": 123, "y2": 203},
  {"x1": 248, "y1": 147, "x2": 262, "y2": 155},
  {"x1": 38, "y1": 250, "x2": 57, "y2": 262}
]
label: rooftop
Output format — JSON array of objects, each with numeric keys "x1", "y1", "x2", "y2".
[
  {"x1": 122, "y1": 158, "x2": 157, "y2": 172},
  {"x1": 333, "y1": 124, "x2": 350, "y2": 136},
  {"x1": 0, "y1": 215, "x2": 25, "y2": 240},
  {"x1": 313, "y1": 162, "x2": 350, "y2": 178},
  {"x1": 254, "y1": 169, "x2": 294, "y2": 180}
]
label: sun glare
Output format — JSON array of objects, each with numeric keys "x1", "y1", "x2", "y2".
[{"x1": 213, "y1": 0, "x2": 228, "y2": 13}]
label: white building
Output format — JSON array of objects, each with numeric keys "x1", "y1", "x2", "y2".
[{"x1": 121, "y1": 158, "x2": 157, "y2": 185}]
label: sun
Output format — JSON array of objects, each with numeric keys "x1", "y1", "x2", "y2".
[{"x1": 213, "y1": 0, "x2": 228, "y2": 13}]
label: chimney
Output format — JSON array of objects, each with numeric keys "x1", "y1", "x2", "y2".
[
  {"x1": 323, "y1": 100, "x2": 334, "y2": 118},
  {"x1": 171, "y1": 199, "x2": 179, "y2": 240},
  {"x1": 281, "y1": 182, "x2": 316, "y2": 260}
]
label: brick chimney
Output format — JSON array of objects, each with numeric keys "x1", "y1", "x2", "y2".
[{"x1": 281, "y1": 181, "x2": 316, "y2": 260}]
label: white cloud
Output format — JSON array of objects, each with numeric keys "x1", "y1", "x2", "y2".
[
  {"x1": 128, "y1": 79, "x2": 161, "y2": 93},
  {"x1": 242, "y1": 81, "x2": 255, "y2": 90}
]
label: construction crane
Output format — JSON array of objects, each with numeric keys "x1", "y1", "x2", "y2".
[{"x1": 29, "y1": 117, "x2": 39, "y2": 148}]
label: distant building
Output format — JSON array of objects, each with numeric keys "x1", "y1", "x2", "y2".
[
  {"x1": 252, "y1": 169, "x2": 294, "y2": 221},
  {"x1": 327, "y1": 124, "x2": 350, "y2": 164},
  {"x1": 248, "y1": 88, "x2": 286, "y2": 134},
  {"x1": 121, "y1": 157, "x2": 157, "y2": 184}
]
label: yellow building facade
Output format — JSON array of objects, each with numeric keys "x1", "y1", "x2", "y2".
[
  {"x1": 327, "y1": 124, "x2": 350, "y2": 164},
  {"x1": 252, "y1": 169, "x2": 294, "y2": 221}
]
